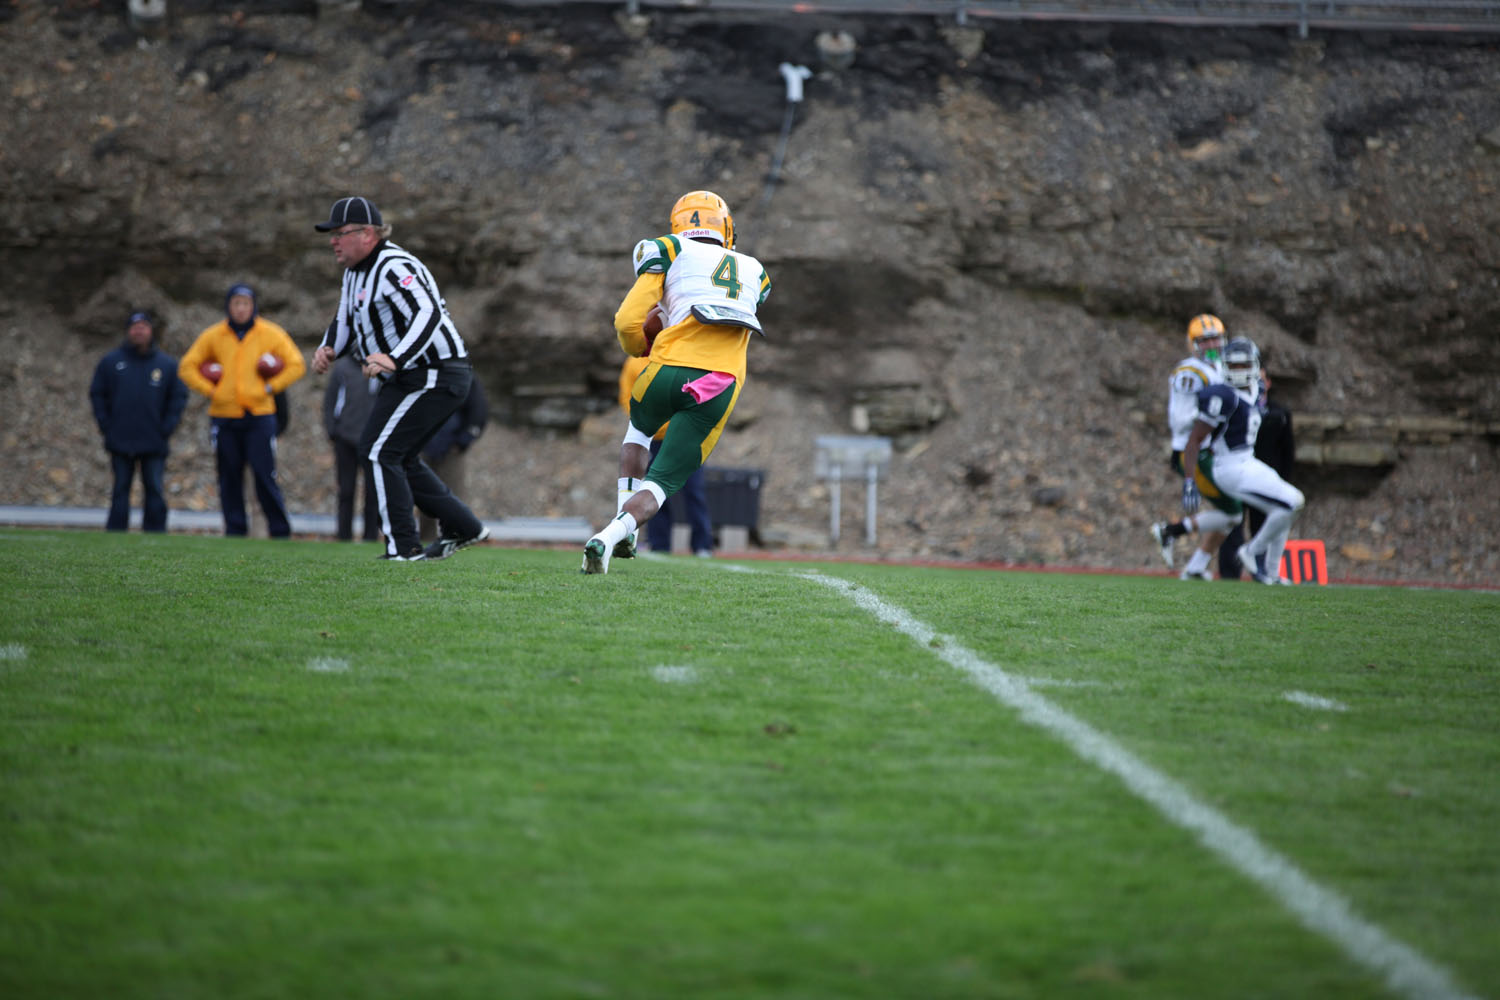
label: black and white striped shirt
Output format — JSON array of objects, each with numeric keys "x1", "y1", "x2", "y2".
[{"x1": 319, "y1": 241, "x2": 466, "y2": 370}]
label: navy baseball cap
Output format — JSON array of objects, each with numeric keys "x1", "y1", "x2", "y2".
[
  {"x1": 127, "y1": 311, "x2": 152, "y2": 327},
  {"x1": 314, "y1": 196, "x2": 383, "y2": 232}
]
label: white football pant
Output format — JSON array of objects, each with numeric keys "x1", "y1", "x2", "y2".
[{"x1": 1213, "y1": 451, "x2": 1305, "y2": 577}]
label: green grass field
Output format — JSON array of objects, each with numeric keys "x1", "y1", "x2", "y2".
[{"x1": 3, "y1": 530, "x2": 1497, "y2": 1000}]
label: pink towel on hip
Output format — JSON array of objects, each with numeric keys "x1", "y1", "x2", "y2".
[{"x1": 682, "y1": 371, "x2": 736, "y2": 404}]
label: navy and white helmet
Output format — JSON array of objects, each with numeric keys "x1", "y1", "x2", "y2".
[{"x1": 1222, "y1": 337, "x2": 1261, "y2": 391}]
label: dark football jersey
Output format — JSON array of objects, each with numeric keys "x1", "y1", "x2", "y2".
[{"x1": 1194, "y1": 383, "x2": 1262, "y2": 455}]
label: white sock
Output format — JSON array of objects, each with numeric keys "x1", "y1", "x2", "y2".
[
  {"x1": 1260, "y1": 511, "x2": 1297, "y2": 580},
  {"x1": 616, "y1": 477, "x2": 642, "y2": 514},
  {"x1": 595, "y1": 511, "x2": 638, "y2": 549},
  {"x1": 1184, "y1": 548, "x2": 1212, "y2": 574}
]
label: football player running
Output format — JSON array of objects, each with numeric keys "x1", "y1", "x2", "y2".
[
  {"x1": 1180, "y1": 337, "x2": 1305, "y2": 585},
  {"x1": 582, "y1": 190, "x2": 771, "y2": 574},
  {"x1": 1151, "y1": 314, "x2": 1244, "y2": 580}
]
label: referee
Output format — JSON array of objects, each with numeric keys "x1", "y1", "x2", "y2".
[{"x1": 309, "y1": 196, "x2": 489, "y2": 561}]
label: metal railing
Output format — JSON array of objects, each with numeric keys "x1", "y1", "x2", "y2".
[{"x1": 366, "y1": 0, "x2": 1500, "y2": 34}]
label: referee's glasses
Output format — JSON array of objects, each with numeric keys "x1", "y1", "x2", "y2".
[{"x1": 329, "y1": 226, "x2": 370, "y2": 240}]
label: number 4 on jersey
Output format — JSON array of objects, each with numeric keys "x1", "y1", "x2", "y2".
[{"x1": 710, "y1": 255, "x2": 742, "y2": 298}]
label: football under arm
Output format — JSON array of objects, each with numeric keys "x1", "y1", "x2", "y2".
[{"x1": 614, "y1": 273, "x2": 665, "y2": 357}]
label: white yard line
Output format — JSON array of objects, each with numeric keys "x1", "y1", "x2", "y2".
[
  {"x1": 1283, "y1": 690, "x2": 1350, "y2": 712},
  {"x1": 790, "y1": 570, "x2": 1474, "y2": 1000},
  {"x1": 650, "y1": 664, "x2": 699, "y2": 684}
]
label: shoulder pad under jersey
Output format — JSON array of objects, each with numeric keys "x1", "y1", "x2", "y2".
[
  {"x1": 1173, "y1": 357, "x2": 1218, "y2": 388},
  {"x1": 632, "y1": 235, "x2": 682, "y2": 276},
  {"x1": 1198, "y1": 382, "x2": 1240, "y2": 412}
]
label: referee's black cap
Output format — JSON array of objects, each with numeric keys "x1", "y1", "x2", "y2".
[{"x1": 315, "y1": 196, "x2": 383, "y2": 232}]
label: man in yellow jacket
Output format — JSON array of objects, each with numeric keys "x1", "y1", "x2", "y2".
[{"x1": 180, "y1": 284, "x2": 306, "y2": 537}]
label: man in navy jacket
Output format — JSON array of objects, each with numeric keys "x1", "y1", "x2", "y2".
[{"x1": 89, "y1": 311, "x2": 188, "y2": 532}]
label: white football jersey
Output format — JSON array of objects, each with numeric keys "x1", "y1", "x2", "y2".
[
  {"x1": 632, "y1": 234, "x2": 770, "y2": 335},
  {"x1": 1167, "y1": 355, "x2": 1222, "y2": 450}
]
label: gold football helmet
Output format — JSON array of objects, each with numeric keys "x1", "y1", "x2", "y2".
[
  {"x1": 1186, "y1": 313, "x2": 1226, "y2": 361},
  {"x1": 669, "y1": 190, "x2": 735, "y2": 249}
]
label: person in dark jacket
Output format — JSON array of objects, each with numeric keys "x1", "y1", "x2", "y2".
[
  {"x1": 418, "y1": 378, "x2": 488, "y2": 543},
  {"x1": 1219, "y1": 371, "x2": 1296, "y2": 579},
  {"x1": 89, "y1": 311, "x2": 189, "y2": 532},
  {"x1": 322, "y1": 353, "x2": 381, "y2": 542}
]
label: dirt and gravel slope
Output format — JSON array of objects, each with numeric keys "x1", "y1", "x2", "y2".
[{"x1": 2, "y1": 2, "x2": 1498, "y2": 585}]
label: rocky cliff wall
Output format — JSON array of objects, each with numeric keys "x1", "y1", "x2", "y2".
[{"x1": 3, "y1": 2, "x2": 1497, "y2": 585}]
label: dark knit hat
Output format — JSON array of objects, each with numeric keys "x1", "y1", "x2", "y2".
[
  {"x1": 225, "y1": 283, "x2": 258, "y2": 334},
  {"x1": 314, "y1": 196, "x2": 383, "y2": 232},
  {"x1": 126, "y1": 311, "x2": 153, "y2": 328}
]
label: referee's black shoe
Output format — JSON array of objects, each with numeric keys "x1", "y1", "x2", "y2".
[
  {"x1": 423, "y1": 526, "x2": 491, "y2": 561},
  {"x1": 378, "y1": 548, "x2": 427, "y2": 561}
]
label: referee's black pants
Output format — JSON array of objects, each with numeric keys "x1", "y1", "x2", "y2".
[{"x1": 361, "y1": 361, "x2": 485, "y2": 558}]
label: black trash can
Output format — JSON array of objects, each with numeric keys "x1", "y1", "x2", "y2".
[{"x1": 702, "y1": 467, "x2": 766, "y2": 543}]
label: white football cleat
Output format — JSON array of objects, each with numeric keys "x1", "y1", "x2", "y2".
[
  {"x1": 1238, "y1": 544, "x2": 1279, "y2": 585},
  {"x1": 581, "y1": 538, "x2": 610, "y2": 575},
  {"x1": 1179, "y1": 567, "x2": 1213, "y2": 581},
  {"x1": 1150, "y1": 522, "x2": 1174, "y2": 568}
]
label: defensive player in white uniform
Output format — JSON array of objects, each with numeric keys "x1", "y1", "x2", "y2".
[
  {"x1": 1181, "y1": 338, "x2": 1305, "y2": 585},
  {"x1": 1151, "y1": 314, "x2": 1243, "y2": 580},
  {"x1": 583, "y1": 190, "x2": 771, "y2": 574}
]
